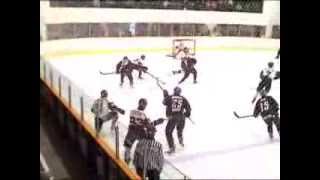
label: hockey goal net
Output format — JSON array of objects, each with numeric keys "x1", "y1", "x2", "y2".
[{"x1": 172, "y1": 39, "x2": 196, "y2": 56}]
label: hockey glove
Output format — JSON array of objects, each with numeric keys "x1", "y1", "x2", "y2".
[
  {"x1": 117, "y1": 108, "x2": 125, "y2": 115},
  {"x1": 141, "y1": 66, "x2": 148, "y2": 72},
  {"x1": 163, "y1": 89, "x2": 169, "y2": 98},
  {"x1": 184, "y1": 111, "x2": 190, "y2": 118},
  {"x1": 157, "y1": 118, "x2": 165, "y2": 124},
  {"x1": 108, "y1": 103, "x2": 125, "y2": 115}
]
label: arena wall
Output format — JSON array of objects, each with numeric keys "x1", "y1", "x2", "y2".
[
  {"x1": 41, "y1": 1, "x2": 279, "y2": 25},
  {"x1": 41, "y1": 37, "x2": 280, "y2": 59}
]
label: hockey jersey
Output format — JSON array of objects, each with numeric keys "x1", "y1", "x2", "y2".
[
  {"x1": 254, "y1": 96, "x2": 279, "y2": 118},
  {"x1": 163, "y1": 95, "x2": 191, "y2": 117},
  {"x1": 91, "y1": 97, "x2": 111, "y2": 120},
  {"x1": 129, "y1": 109, "x2": 148, "y2": 127}
]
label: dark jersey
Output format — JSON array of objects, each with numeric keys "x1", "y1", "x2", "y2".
[
  {"x1": 163, "y1": 95, "x2": 191, "y2": 117},
  {"x1": 181, "y1": 57, "x2": 196, "y2": 71},
  {"x1": 116, "y1": 60, "x2": 147, "y2": 74},
  {"x1": 187, "y1": 57, "x2": 197, "y2": 69},
  {"x1": 254, "y1": 96, "x2": 279, "y2": 118},
  {"x1": 257, "y1": 76, "x2": 272, "y2": 93}
]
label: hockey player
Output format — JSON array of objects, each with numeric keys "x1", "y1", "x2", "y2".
[
  {"x1": 177, "y1": 56, "x2": 198, "y2": 84},
  {"x1": 133, "y1": 54, "x2": 146, "y2": 79},
  {"x1": 173, "y1": 42, "x2": 185, "y2": 59},
  {"x1": 123, "y1": 98, "x2": 165, "y2": 164},
  {"x1": 253, "y1": 89, "x2": 280, "y2": 140},
  {"x1": 274, "y1": 71, "x2": 280, "y2": 80},
  {"x1": 260, "y1": 61, "x2": 275, "y2": 79},
  {"x1": 116, "y1": 56, "x2": 148, "y2": 87},
  {"x1": 162, "y1": 87, "x2": 191, "y2": 154},
  {"x1": 275, "y1": 48, "x2": 280, "y2": 59},
  {"x1": 91, "y1": 89, "x2": 125, "y2": 137},
  {"x1": 252, "y1": 62, "x2": 275, "y2": 103},
  {"x1": 133, "y1": 123, "x2": 164, "y2": 180},
  {"x1": 274, "y1": 49, "x2": 281, "y2": 79}
]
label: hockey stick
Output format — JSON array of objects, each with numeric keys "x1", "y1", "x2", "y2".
[
  {"x1": 99, "y1": 71, "x2": 117, "y2": 75},
  {"x1": 156, "y1": 80, "x2": 165, "y2": 91},
  {"x1": 145, "y1": 72, "x2": 166, "y2": 85},
  {"x1": 166, "y1": 54, "x2": 176, "y2": 58},
  {"x1": 233, "y1": 111, "x2": 254, "y2": 119},
  {"x1": 187, "y1": 117, "x2": 195, "y2": 124}
]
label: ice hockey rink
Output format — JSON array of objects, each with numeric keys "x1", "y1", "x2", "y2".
[{"x1": 41, "y1": 37, "x2": 280, "y2": 179}]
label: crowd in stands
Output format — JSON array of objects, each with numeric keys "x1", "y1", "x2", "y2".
[{"x1": 50, "y1": 0, "x2": 264, "y2": 13}]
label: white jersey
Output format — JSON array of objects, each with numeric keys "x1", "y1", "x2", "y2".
[
  {"x1": 91, "y1": 97, "x2": 111, "y2": 120},
  {"x1": 134, "y1": 58, "x2": 144, "y2": 65},
  {"x1": 261, "y1": 67, "x2": 275, "y2": 78}
]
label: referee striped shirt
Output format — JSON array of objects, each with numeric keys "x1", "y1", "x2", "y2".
[{"x1": 133, "y1": 139, "x2": 164, "y2": 172}]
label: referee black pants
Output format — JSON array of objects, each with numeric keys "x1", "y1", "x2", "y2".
[{"x1": 136, "y1": 167, "x2": 160, "y2": 180}]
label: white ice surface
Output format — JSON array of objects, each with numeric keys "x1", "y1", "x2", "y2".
[{"x1": 47, "y1": 51, "x2": 280, "y2": 179}]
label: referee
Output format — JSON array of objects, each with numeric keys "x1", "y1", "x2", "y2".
[{"x1": 133, "y1": 124, "x2": 164, "y2": 180}]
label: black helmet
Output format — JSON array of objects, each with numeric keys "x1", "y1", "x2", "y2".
[
  {"x1": 123, "y1": 56, "x2": 128, "y2": 60},
  {"x1": 100, "y1": 89, "x2": 108, "y2": 98},
  {"x1": 268, "y1": 62, "x2": 274, "y2": 68},
  {"x1": 138, "y1": 98, "x2": 148, "y2": 110},
  {"x1": 144, "y1": 123, "x2": 156, "y2": 139},
  {"x1": 173, "y1": 86, "x2": 181, "y2": 96},
  {"x1": 141, "y1": 55, "x2": 146, "y2": 59}
]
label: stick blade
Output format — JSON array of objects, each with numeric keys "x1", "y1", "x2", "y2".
[{"x1": 233, "y1": 111, "x2": 240, "y2": 118}]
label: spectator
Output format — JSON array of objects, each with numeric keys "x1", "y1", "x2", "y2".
[
  {"x1": 133, "y1": 124, "x2": 164, "y2": 180},
  {"x1": 163, "y1": 0, "x2": 169, "y2": 8}
]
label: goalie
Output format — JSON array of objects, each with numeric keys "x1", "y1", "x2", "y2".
[{"x1": 174, "y1": 42, "x2": 186, "y2": 59}]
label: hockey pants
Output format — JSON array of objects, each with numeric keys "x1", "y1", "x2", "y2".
[
  {"x1": 165, "y1": 114, "x2": 185, "y2": 150},
  {"x1": 95, "y1": 111, "x2": 118, "y2": 136},
  {"x1": 179, "y1": 68, "x2": 197, "y2": 84},
  {"x1": 120, "y1": 72, "x2": 133, "y2": 85},
  {"x1": 263, "y1": 115, "x2": 280, "y2": 137}
]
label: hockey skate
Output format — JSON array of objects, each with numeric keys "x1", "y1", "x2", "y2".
[
  {"x1": 95, "y1": 125, "x2": 102, "y2": 138},
  {"x1": 193, "y1": 80, "x2": 197, "y2": 84},
  {"x1": 172, "y1": 70, "x2": 181, "y2": 75},
  {"x1": 124, "y1": 152, "x2": 131, "y2": 164},
  {"x1": 166, "y1": 147, "x2": 175, "y2": 154},
  {"x1": 178, "y1": 137, "x2": 184, "y2": 147},
  {"x1": 269, "y1": 132, "x2": 274, "y2": 140},
  {"x1": 251, "y1": 97, "x2": 257, "y2": 104}
]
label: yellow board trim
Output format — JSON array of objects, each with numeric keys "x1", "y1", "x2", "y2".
[
  {"x1": 43, "y1": 46, "x2": 277, "y2": 59},
  {"x1": 40, "y1": 77, "x2": 141, "y2": 180}
]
